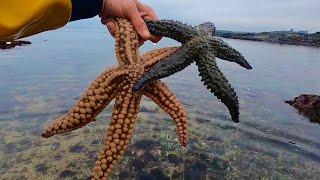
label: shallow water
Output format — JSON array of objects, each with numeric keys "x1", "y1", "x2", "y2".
[{"x1": 0, "y1": 20, "x2": 320, "y2": 179}]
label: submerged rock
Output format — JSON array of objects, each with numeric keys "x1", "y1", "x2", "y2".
[
  {"x1": 132, "y1": 139, "x2": 159, "y2": 150},
  {"x1": 35, "y1": 164, "x2": 48, "y2": 174},
  {"x1": 0, "y1": 40, "x2": 31, "y2": 49},
  {"x1": 286, "y1": 94, "x2": 320, "y2": 124},
  {"x1": 58, "y1": 170, "x2": 77, "y2": 178},
  {"x1": 184, "y1": 160, "x2": 208, "y2": 180},
  {"x1": 167, "y1": 153, "x2": 183, "y2": 165},
  {"x1": 137, "y1": 168, "x2": 169, "y2": 180},
  {"x1": 132, "y1": 152, "x2": 158, "y2": 170},
  {"x1": 69, "y1": 144, "x2": 85, "y2": 153}
]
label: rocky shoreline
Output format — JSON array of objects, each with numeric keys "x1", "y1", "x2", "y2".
[
  {"x1": 0, "y1": 40, "x2": 31, "y2": 50},
  {"x1": 216, "y1": 30, "x2": 320, "y2": 48}
]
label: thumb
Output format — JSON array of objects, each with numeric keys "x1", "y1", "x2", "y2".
[{"x1": 126, "y1": 5, "x2": 150, "y2": 40}]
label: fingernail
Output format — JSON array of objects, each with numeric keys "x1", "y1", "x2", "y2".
[{"x1": 141, "y1": 30, "x2": 150, "y2": 39}]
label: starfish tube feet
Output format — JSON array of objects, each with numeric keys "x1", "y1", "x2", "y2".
[{"x1": 42, "y1": 68, "x2": 128, "y2": 138}]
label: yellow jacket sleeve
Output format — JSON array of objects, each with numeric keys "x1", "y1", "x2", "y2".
[{"x1": 0, "y1": 0, "x2": 72, "y2": 41}]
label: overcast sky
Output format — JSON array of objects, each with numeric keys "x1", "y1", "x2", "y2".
[{"x1": 141, "y1": 0, "x2": 319, "y2": 32}]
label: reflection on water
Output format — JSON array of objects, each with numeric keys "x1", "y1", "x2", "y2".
[{"x1": 0, "y1": 21, "x2": 320, "y2": 179}]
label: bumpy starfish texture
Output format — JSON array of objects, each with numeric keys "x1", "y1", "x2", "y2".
[
  {"x1": 42, "y1": 18, "x2": 188, "y2": 179},
  {"x1": 133, "y1": 20, "x2": 252, "y2": 122}
]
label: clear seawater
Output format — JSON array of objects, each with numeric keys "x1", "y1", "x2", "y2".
[{"x1": 0, "y1": 19, "x2": 320, "y2": 179}]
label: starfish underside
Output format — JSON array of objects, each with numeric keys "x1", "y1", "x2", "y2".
[
  {"x1": 42, "y1": 19, "x2": 188, "y2": 179},
  {"x1": 133, "y1": 20, "x2": 253, "y2": 122}
]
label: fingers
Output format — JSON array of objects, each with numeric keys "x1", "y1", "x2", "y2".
[
  {"x1": 136, "y1": 3, "x2": 162, "y2": 43},
  {"x1": 125, "y1": 2, "x2": 150, "y2": 40},
  {"x1": 105, "y1": 18, "x2": 117, "y2": 37},
  {"x1": 100, "y1": 0, "x2": 161, "y2": 43},
  {"x1": 140, "y1": 4, "x2": 158, "y2": 20}
]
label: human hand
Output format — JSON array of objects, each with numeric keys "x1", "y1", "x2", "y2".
[{"x1": 100, "y1": 0, "x2": 161, "y2": 45}]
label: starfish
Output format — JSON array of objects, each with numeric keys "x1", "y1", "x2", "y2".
[
  {"x1": 41, "y1": 18, "x2": 188, "y2": 179},
  {"x1": 133, "y1": 20, "x2": 252, "y2": 122}
]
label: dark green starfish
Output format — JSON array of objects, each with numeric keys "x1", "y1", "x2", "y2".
[{"x1": 133, "y1": 20, "x2": 252, "y2": 122}]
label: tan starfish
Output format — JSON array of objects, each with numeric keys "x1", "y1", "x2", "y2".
[{"x1": 41, "y1": 18, "x2": 188, "y2": 179}]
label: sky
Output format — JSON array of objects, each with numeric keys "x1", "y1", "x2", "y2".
[{"x1": 140, "y1": 0, "x2": 319, "y2": 33}]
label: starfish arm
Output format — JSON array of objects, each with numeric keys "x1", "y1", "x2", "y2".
[
  {"x1": 143, "y1": 82, "x2": 188, "y2": 147},
  {"x1": 42, "y1": 68, "x2": 128, "y2": 138},
  {"x1": 92, "y1": 87, "x2": 142, "y2": 179},
  {"x1": 115, "y1": 18, "x2": 140, "y2": 65},
  {"x1": 209, "y1": 37, "x2": 252, "y2": 69},
  {"x1": 141, "y1": 47, "x2": 179, "y2": 70},
  {"x1": 145, "y1": 19, "x2": 197, "y2": 43},
  {"x1": 196, "y1": 51, "x2": 240, "y2": 122},
  {"x1": 133, "y1": 39, "x2": 199, "y2": 92}
]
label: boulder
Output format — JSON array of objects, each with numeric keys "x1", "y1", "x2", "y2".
[{"x1": 286, "y1": 94, "x2": 320, "y2": 124}]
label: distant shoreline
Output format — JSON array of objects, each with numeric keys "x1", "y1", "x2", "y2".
[{"x1": 216, "y1": 30, "x2": 320, "y2": 48}]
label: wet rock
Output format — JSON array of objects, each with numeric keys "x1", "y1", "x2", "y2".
[
  {"x1": 58, "y1": 170, "x2": 77, "y2": 178},
  {"x1": 286, "y1": 94, "x2": 320, "y2": 124},
  {"x1": 0, "y1": 40, "x2": 31, "y2": 49},
  {"x1": 69, "y1": 144, "x2": 85, "y2": 153},
  {"x1": 184, "y1": 160, "x2": 207, "y2": 180},
  {"x1": 35, "y1": 164, "x2": 48, "y2": 174},
  {"x1": 167, "y1": 153, "x2": 183, "y2": 165}
]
